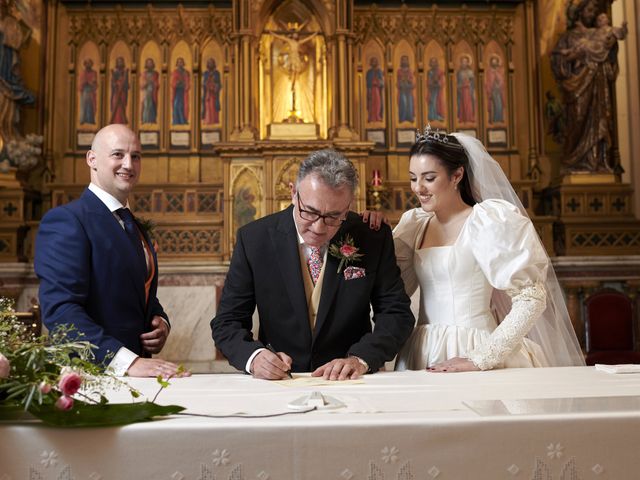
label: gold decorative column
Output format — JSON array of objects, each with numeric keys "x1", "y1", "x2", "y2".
[{"x1": 230, "y1": 0, "x2": 257, "y2": 142}]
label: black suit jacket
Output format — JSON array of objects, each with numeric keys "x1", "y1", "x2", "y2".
[{"x1": 211, "y1": 205, "x2": 414, "y2": 373}]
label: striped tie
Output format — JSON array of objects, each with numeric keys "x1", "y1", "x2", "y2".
[{"x1": 307, "y1": 246, "x2": 323, "y2": 285}]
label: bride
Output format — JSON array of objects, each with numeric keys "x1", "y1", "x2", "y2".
[{"x1": 365, "y1": 128, "x2": 585, "y2": 371}]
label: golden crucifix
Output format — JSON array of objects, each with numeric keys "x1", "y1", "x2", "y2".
[{"x1": 268, "y1": 21, "x2": 318, "y2": 123}]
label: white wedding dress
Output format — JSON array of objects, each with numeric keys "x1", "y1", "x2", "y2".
[{"x1": 394, "y1": 199, "x2": 550, "y2": 370}]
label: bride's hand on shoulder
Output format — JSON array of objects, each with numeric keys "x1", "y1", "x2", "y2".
[
  {"x1": 360, "y1": 210, "x2": 389, "y2": 231},
  {"x1": 427, "y1": 357, "x2": 480, "y2": 373}
]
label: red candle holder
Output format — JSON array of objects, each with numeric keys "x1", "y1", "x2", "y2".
[{"x1": 371, "y1": 169, "x2": 383, "y2": 187}]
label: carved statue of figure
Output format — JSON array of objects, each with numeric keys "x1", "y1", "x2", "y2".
[
  {"x1": 269, "y1": 22, "x2": 318, "y2": 122},
  {"x1": 366, "y1": 56, "x2": 384, "y2": 123},
  {"x1": 110, "y1": 56, "x2": 129, "y2": 124},
  {"x1": 426, "y1": 57, "x2": 445, "y2": 122},
  {"x1": 79, "y1": 58, "x2": 97, "y2": 125},
  {"x1": 397, "y1": 55, "x2": 415, "y2": 123},
  {"x1": 201, "y1": 58, "x2": 222, "y2": 125},
  {"x1": 551, "y1": 0, "x2": 627, "y2": 172},
  {"x1": 171, "y1": 57, "x2": 190, "y2": 125},
  {"x1": 485, "y1": 55, "x2": 505, "y2": 124},
  {"x1": 456, "y1": 55, "x2": 475, "y2": 124},
  {"x1": 0, "y1": 0, "x2": 35, "y2": 146},
  {"x1": 140, "y1": 58, "x2": 159, "y2": 125}
]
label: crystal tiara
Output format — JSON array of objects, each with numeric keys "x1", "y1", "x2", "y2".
[{"x1": 415, "y1": 124, "x2": 463, "y2": 149}]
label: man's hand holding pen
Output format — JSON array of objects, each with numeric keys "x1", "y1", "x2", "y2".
[{"x1": 250, "y1": 344, "x2": 293, "y2": 380}]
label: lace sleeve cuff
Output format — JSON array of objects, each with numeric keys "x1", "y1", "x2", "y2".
[{"x1": 468, "y1": 282, "x2": 547, "y2": 370}]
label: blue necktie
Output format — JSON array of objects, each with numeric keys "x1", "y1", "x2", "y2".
[{"x1": 116, "y1": 208, "x2": 147, "y2": 274}]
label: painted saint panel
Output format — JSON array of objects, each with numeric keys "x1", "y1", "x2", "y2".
[
  {"x1": 139, "y1": 42, "x2": 162, "y2": 128},
  {"x1": 453, "y1": 43, "x2": 476, "y2": 127},
  {"x1": 201, "y1": 40, "x2": 224, "y2": 127},
  {"x1": 393, "y1": 42, "x2": 416, "y2": 126},
  {"x1": 232, "y1": 168, "x2": 262, "y2": 231},
  {"x1": 170, "y1": 42, "x2": 192, "y2": 128},
  {"x1": 363, "y1": 41, "x2": 385, "y2": 126},
  {"x1": 484, "y1": 42, "x2": 507, "y2": 125},
  {"x1": 108, "y1": 42, "x2": 132, "y2": 125},
  {"x1": 424, "y1": 41, "x2": 447, "y2": 126},
  {"x1": 77, "y1": 42, "x2": 99, "y2": 129}
]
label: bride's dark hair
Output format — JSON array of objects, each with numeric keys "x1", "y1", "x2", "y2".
[{"x1": 410, "y1": 135, "x2": 477, "y2": 207}]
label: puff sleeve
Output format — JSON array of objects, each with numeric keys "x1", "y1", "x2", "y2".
[
  {"x1": 465, "y1": 199, "x2": 549, "y2": 370},
  {"x1": 392, "y1": 208, "x2": 431, "y2": 297}
]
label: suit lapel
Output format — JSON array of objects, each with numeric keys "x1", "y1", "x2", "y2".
[
  {"x1": 81, "y1": 189, "x2": 147, "y2": 311},
  {"x1": 270, "y1": 206, "x2": 311, "y2": 335}
]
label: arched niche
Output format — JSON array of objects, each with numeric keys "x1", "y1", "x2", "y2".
[
  {"x1": 259, "y1": 0, "x2": 327, "y2": 139},
  {"x1": 230, "y1": 166, "x2": 263, "y2": 236}
]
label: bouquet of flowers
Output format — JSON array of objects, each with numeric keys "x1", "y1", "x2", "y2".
[{"x1": 0, "y1": 297, "x2": 184, "y2": 427}]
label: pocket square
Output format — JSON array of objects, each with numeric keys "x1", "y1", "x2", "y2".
[{"x1": 344, "y1": 266, "x2": 366, "y2": 280}]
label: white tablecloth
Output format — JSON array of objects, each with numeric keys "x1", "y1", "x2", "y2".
[{"x1": 2, "y1": 367, "x2": 640, "y2": 479}]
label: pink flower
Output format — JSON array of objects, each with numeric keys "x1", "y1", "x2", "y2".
[
  {"x1": 58, "y1": 371, "x2": 82, "y2": 396},
  {"x1": 39, "y1": 382, "x2": 52, "y2": 394},
  {"x1": 340, "y1": 244, "x2": 358, "y2": 257},
  {"x1": 0, "y1": 353, "x2": 9, "y2": 379},
  {"x1": 55, "y1": 395, "x2": 74, "y2": 411}
]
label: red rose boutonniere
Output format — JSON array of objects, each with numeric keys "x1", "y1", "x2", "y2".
[{"x1": 329, "y1": 234, "x2": 364, "y2": 273}]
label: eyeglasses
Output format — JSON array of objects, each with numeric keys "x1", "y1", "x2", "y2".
[{"x1": 296, "y1": 192, "x2": 347, "y2": 227}]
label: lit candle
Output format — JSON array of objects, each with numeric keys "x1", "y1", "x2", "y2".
[{"x1": 372, "y1": 169, "x2": 382, "y2": 187}]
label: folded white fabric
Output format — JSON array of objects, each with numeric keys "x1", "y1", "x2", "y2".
[{"x1": 595, "y1": 363, "x2": 640, "y2": 374}]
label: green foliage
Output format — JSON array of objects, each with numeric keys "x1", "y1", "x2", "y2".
[{"x1": 0, "y1": 297, "x2": 184, "y2": 427}]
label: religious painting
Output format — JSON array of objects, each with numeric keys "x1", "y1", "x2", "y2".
[
  {"x1": 424, "y1": 41, "x2": 447, "y2": 127},
  {"x1": 363, "y1": 40, "x2": 385, "y2": 127},
  {"x1": 484, "y1": 42, "x2": 507, "y2": 126},
  {"x1": 108, "y1": 42, "x2": 132, "y2": 125},
  {"x1": 453, "y1": 43, "x2": 476, "y2": 127},
  {"x1": 232, "y1": 167, "x2": 262, "y2": 232},
  {"x1": 169, "y1": 42, "x2": 192, "y2": 129},
  {"x1": 393, "y1": 42, "x2": 416, "y2": 126},
  {"x1": 76, "y1": 41, "x2": 99, "y2": 130},
  {"x1": 275, "y1": 157, "x2": 300, "y2": 209},
  {"x1": 139, "y1": 41, "x2": 161, "y2": 129},
  {"x1": 201, "y1": 40, "x2": 223, "y2": 127}
]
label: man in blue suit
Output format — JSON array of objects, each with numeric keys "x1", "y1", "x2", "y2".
[{"x1": 35, "y1": 124, "x2": 187, "y2": 377}]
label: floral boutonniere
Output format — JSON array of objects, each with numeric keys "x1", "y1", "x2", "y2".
[
  {"x1": 135, "y1": 216, "x2": 156, "y2": 240},
  {"x1": 329, "y1": 234, "x2": 364, "y2": 273}
]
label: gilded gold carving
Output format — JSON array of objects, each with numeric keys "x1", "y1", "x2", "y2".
[{"x1": 67, "y1": 8, "x2": 232, "y2": 48}]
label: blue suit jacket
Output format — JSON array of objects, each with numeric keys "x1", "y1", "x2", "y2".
[{"x1": 34, "y1": 189, "x2": 168, "y2": 363}]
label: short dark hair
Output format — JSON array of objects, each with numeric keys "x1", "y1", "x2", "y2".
[
  {"x1": 296, "y1": 149, "x2": 359, "y2": 193},
  {"x1": 409, "y1": 136, "x2": 477, "y2": 207}
]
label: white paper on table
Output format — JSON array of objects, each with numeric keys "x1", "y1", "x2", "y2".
[
  {"x1": 595, "y1": 363, "x2": 640, "y2": 374},
  {"x1": 272, "y1": 374, "x2": 365, "y2": 387}
]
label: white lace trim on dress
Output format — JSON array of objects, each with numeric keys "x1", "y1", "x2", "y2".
[{"x1": 468, "y1": 281, "x2": 547, "y2": 370}]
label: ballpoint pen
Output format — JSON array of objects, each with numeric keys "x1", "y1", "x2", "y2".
[{"x1": 265, "y1": 343, "x2": 293, "y2": 378}]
